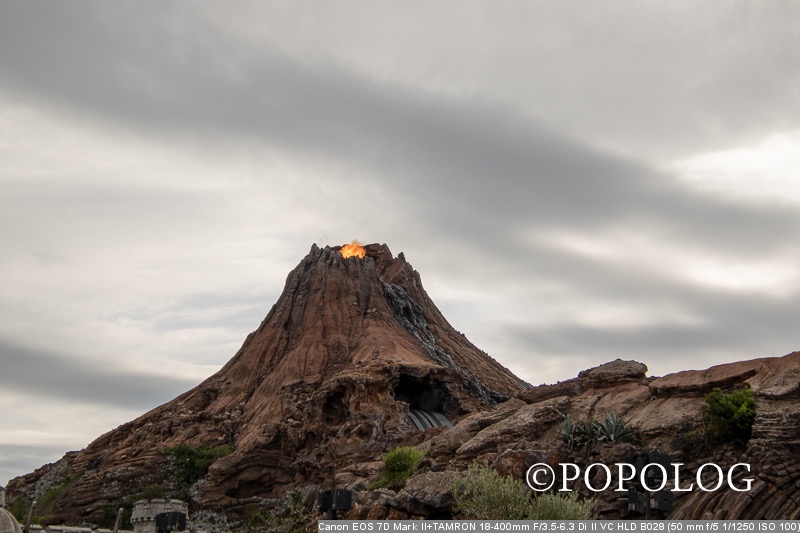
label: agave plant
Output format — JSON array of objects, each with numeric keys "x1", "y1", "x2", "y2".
[
  {"x1": 595, "y1": 412, "x2": 631, "y2": 442},
  {"x1": 574, "y1": 418, "x2": 598, "y2": 447},
  {"x1": 561, "y1": 415, "x2": 577, "y2": 448}
]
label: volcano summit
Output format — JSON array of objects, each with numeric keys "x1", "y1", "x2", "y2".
[{"x1": 8, "y1": 243, "x2": 528, "y2": 523}]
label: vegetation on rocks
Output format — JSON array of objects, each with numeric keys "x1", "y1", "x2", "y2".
[
  {"x1": 703, "y1": 387, "x2": 756, "y2": 446},
  {"x1": 8, "y1": 473, "x2": 77, "y2": 525},
  {"x1": 369, "y1": 446, "x2": 426, "y2": 489},
  {"x1": 562, "y1": 412, "x2": 632, "y2": 449},
  {"x1": 163, "y1": 444, "x2": 235, "y2": 495},
  {"x1": 451, "y1": 463, "x2": 595, "y2": 520},
  {"x1": 240, "y1": 490, "x2": 315, "y2": 533},
  {"x1": 6, "y1": 495, "x2": 31, "y2": 523}
]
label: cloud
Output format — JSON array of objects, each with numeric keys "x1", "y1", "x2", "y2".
[
  {"x1": 3, "y1": 7, "x2": 798, "y2": 384},
  {"x1": 672, "y1": 130, "x2": 800, "y2": 207},
  {"x1": 0, "y1": 0, "x2": 799, "y2": 483},
  {"x1": 1, "y1": 3, "x2": 797, "y2": 264},
  {"x1": 0, "y1": 444, "x2": 69, "y2": 487},
  {"x1": 3, "y1": 1, "x2": 799, "y2": 161},
  {"x1": 3, "y1": 1, "x2": 798, "y2": 373},
  {"x1": 0, "y1": 340, "x2": 196, "y2": 410}
]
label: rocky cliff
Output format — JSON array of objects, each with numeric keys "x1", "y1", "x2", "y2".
[
  {"x1": 6, "y1": 243, "x2": 528, "y2": 525},
  {"x1": 7, "y1": 244, "x2": 800, "y2": 523},
  {"x1": 352, "y1": 353, "x2": 800, "y2": 520}
]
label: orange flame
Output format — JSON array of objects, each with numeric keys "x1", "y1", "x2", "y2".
[{"x1": 340, "y1": 241, "x2": 366, "y2": 259}]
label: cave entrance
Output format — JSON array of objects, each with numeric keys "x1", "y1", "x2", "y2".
[
  {"x1": 394, "y1": 375, "x2": 453, "y2": 431},
  {"x1": 322, "y1": 389, "x2": 347, "y2": 425}
]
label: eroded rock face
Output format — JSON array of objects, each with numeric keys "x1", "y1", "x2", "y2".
[
  {"x1": 354, "y1": 352, "x2": 800, "y2": 520},
  {"x1": 6, "y1": 244, "x2": 527, "y2": 524},
  {"x1": 8, "y1": 243, "x2": 800, "y2": 522}
]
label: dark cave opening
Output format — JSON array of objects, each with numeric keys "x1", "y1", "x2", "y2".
[
  {"x1": 394, "y1": 375, "x2": 454, "y2": 430},
  {"x1": 322, "y1": 389, "x2": 347, "y2": 425},
  {"x1": 394, "y1": 376, "x2": 445, "y2": 412}
]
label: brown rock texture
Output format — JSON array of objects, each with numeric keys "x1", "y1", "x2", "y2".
[
  {"x1": 7, "y1": 243, "x2": 800, "y2": 523},
  {"x1": 6, "y1": 243, "x2": 527, "y2": 524},
  {"x1": 374, "y1": 354, "x2": 800, "y2": 520}
]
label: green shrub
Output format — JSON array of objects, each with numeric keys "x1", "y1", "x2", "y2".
[
  {"x1": 703, "y1": 387, "x2": 756, "y2": 446},
  {"x1": 451, "y1": 463, "x2": 595, "y2": 520},
  {"x1": 529, "y1": 491, "x2": 596, "y2": 520},
  {"x1": 163, "y1": 443, "x2": 235, "y2": 491},
  {"x1": 36, "y1": 484, "x2": 66, "y2": 518},
  {"x1": 6, "y1": 496, "x2": 31, "y2": 523},
  {"x1": 136, "y1": 484, "x2": 168, "y2": 501},
  {"x1": 369, "y1": 446, "x2": 425, "y2": 489},
  {"x1": 25, "y1": 473, "x2": 77, "y2": 523},
  {"x1": 682, "y1": 427, "x2": 709, "y2": 455},
  {"x1": 450, "y1": 463, "x2": 532, "y2": 519}
]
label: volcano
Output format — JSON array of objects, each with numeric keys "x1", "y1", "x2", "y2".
[
  {"x1": 8, "y1": 243, "x2": 528, "y2": 523},
  {"x1": 11, "y1": 244, "x2": 800, "y2": 522}
]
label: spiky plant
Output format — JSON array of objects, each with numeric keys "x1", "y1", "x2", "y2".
[
  {"x1": 574, "y1": 419, "x2": 598, "y2": 448},
  {"x1": 595, "y1": 412, "x2": 631, "y2": 442},
  {"x1": 561, "y1": 415, "x2": 577, "y2": 448}
]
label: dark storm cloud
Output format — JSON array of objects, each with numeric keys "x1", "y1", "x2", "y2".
[{"x1": 0, "y1": 340, "x2": 196, "y2": 409}]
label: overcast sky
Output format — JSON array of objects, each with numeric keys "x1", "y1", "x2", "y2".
[{"x1": 1, "y1": 1, "x2": 799, "y2": 485}]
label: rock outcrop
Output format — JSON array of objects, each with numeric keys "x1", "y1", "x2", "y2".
[
  {"x1": 6, "y1": 243, "x2": 527, "y2": 524},
  {"x1": 7, "y1": 243, "x2": 800, "y2": 522},
  {"x1": 350, "y1": 354, "x2": 800, "y2": 520}
]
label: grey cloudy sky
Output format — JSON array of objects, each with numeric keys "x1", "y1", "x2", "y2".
[{"x1": 1, "y1": 1, "x2": 799, "y2": 485}]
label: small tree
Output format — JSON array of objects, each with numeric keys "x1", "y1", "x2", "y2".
[{"x1": 703, "y1": 387, "x2": 756, "y2": 446}]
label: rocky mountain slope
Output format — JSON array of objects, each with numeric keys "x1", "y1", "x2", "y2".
[
  {"x1": 361, "y1": 353, "x2": 800, "y2": 520},
  {"x1": 7, "y1": 243, "x2": 800, "y2": 523},
  {"x1": 6, "y1": 243, "x2": 527, "y2": 525}
]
